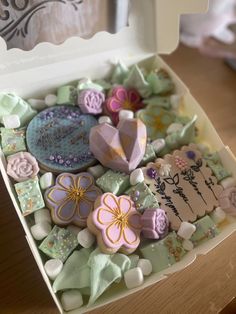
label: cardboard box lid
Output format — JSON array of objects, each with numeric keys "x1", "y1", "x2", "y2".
[{"x1": 0, "y1": 0, "x2": 208, "y2": 75}]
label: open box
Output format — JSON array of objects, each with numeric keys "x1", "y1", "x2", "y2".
[{"x1": 1, "y1": 0, "x2": 236, "y2": 313}]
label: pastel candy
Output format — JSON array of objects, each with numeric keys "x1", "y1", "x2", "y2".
[
  {"x1": 1, "y1": 127, "x2": 26, "y2": 156},
  {"x1": 190, "y1": 216, "x2": 219, "y2": 247},
  {"x1": 143, "y1": 96, "x2": 172, "y2": 110},
  {"x1": 67, "y1": 225, "x2": 82, "y2": 236},
  {"x1": 141, "y1": 208, "x2": 169, "y2": 239},
  {"x1": 30, "y1": 221, "x2": 52, "y2": 240},
  {"x1": 78, "y1": 89, "x2": 105, "y2": 115},
  {"x1": 44, "y1": 259, "x2": 63, "y2": 281},
  {"x1": 170, "y1": 94, "x2": 182, "y2": 111},
  {"x1": 130, "y1": 168, "x2": 144, "y2": 186},
  {"x1": 0, "y1": 92, "x2": 37, "y2": 126},
  {"x1": 137, "y1": 259, "x2": 152, "y2": 276},
  {"x1": 98, "y1": 115, "x2": 113, "y2": 125},
  {"x1": 124, "y1": 65, "x2": 151, "y2": 98},
  {"x1": 182, "y1": 239, "x2": 194, "y2": 251},
  {"x1": 210, "y1": 207, "x2": 226, "y2": 225},
  {"x1": 57, "y1": 85, "x2": 77, "y2": 105},
  {"x1": 77, "y1": 78, "x2": 104, "y2": 92},
  {"x1": 34, "y1": 208, "x2": 52, "y2": 224},
  {"x1": 111, "y1": 60, "x2": 129, "y2": 84},
  {"x1": 2, "y1": 115, "x2": 20, "y2": 129},
  {"x1": 218, "y1": 187, "x2": 236, "y2": 216},
  {"x1": 204, "y1": 152, "x2": 230, "y2": 182},
  {"x1": 77, "y1": 228, "x2": 96, "y2": 248},
  {"x1": 138, "y1": 143, "x2": 156, "y2": 166},
  {"x1": 151, "y1": 138, "x2": 166, "y2": 154},
  {"x1": 39, "y1": 172, "x2": 54, "y2": 190},
  {"x1": 87, "y1": 164, "x2": 106, "y2": 179},
  {"x1": 45, "y1": 172, "x2": 102, "y2": 227},
  {"x1": 28, "y1": 99, "x2": 46, "y2": 110},
  {"x1": 220, "y1": 177, "x2": 236, "y2": 189},
  {"x1": 167, "y1": 123, "x2": 183, "y2": 135},
  {"x1": 61, "y1": 290, "x2": 83, "y2": 311},
  {"x1": 119, "y1": 109, "x2": 134, "y2": 121},
  {"x1": 96, "y1": 170, "x2": 130, "y2": 195},
  {"x1": 177, "y1": 222, "x2": 196, "y2": 240},
  {"x1": 124, "y1": 267, "x2": 144, "y2": 289},
  {"x1": 44, "y1": 94, "x2": 57, "y2": 107},
  {"x1": 89, "y1": 118, "x2": 147, "y2": 173},
  {"x1": 129, "y1": 254, "x2": 140, "y2": 269},
  {"x1": 146, "y1": 69, "x2": 174, "y2": 95}
]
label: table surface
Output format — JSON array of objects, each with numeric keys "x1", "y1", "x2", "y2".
[{"x1": 1, "y1": 45, "x2": 236, "y2": 314}]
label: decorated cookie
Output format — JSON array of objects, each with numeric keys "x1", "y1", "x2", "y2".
[
  {"x1": 0, "y1": 127, "x2": 26, "y2": 156},
  {"x1": 90, "y1": 118, "x2": 147, "y2": 173},
  {"x1": 78, "y1": 89, "x2": 105, "y2": 115},
  {"x1": 7, "y1": 152, "x2": 39, "y2": 182},
  {"x1": 141, "y1": 208, "x2": 169, "y2": 240},
  {"x1": 26, "y1": 106, "x2": 97, "y2": 173},
  {"x1": 87, "y1": 193, "x2": 142, "y2": 254},
  {"x1": 45, "y1": 172, "x2": 102, "y2": 227},
  {"x1": 142, "y1": 144, "x2": 223, "y2": 230}
]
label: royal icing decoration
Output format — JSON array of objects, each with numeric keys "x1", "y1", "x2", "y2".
[
  {"x1": 45, "y1": 173, "x2": 102, "y2": 227},
  {"x1": 78, "y1": 89, "x2": 105, "y2": 115},
  {"x1": 143, "y1": 144, "x2": 223, "y2": 230},
  {"x1": 87, "y1": 193, "x2": 142, "y2": 254},
  {"x1": 89, "y1": 118, "x2": 147, "y2": 173},
  {"x1": 141, "y1": 208, "x2": 169, "y2": 240}
]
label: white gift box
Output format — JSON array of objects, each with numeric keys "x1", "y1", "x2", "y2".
[{"x1": 1, "y1": 0, "x2": 236, "y2": 313}]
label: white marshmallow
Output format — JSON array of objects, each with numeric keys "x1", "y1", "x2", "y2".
[
  {"x1": 210, "y1": 207, "x2": 226, "y2": 225},
  {"x1": 31, "y1": 221, "x2": 52, "y2": 240},
  {"x1": 124, "y1": 267, "x2": 144, "y2": 289},
  {"x1": 44, "y1": 259, "x2": 63, "y2": 281},
  {"x1": 119, "y1": 109, "x2": 134, "y2": 121},
  {"x1": 77, "y1": 228, "x2": 95, "y2": 248},
  {"x1": 196, "y1": 142, "x2": 210, "y2": 155},
  {"x1": 2, "y1": 115, "x2": 20, "y2": 129},
  {"x1": 170, "y1": 94, "x2": 182, "y2": 111},
  {"x1": 61, "y1": 290, "x2": 83, "y2": 311},
  {"x1": 34, "y1": 208, "x2": 52, "y2": 224},
  {"x1": 87, "y1": 165, "x2": 106, "y2": 179},
  {"x1": 137, "y1": 259, "x2": 152, "y2": 276},
  {"x1": 177, "y1": 221, "x2": 196, "y2": 240},
  {"x1": 45, "y1": 94, "x2": 57, "y2": 107},
  {"x1": 151, "y1": 138, "x2": 166, "y2": 154},
  {"x1": 67, "y1": 225, "x2": 82, "y2": 236},
  {"x1": 220, "y1": 177, "x2": 236, "y2": 189},
  {"x1": 28, "y1": 98, "x2": 46, "y2": 110},
  {"x1": 130, "y1": 168, "x2": 144, "y2": 186},
  {"x1": 40, "y1": 172, "x2": 54, "y2": 190},
  {"x1": 98, "y1": 116, "x2": 113, "y2": 125},
  {"x1": 182, "y1": 239, "x2": 194, "y2": 251},
  {"x1": 166, "y1": 123, "x2": 183, "y2": 135}
]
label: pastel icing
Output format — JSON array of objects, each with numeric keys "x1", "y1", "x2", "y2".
[
  {"x1": 111, "y1": 61, "x2": 129, "y2": 84},
  {"x1": 124, "y1": 65, "x2": 151, "y2": 98},
  {"x1": 89, "y1": 118, "x2": 147, "y2": 173},
  {"x1": 96, "y1": 170, "x2": 130, "y2": 195},
  {"x1": 78, "y1": 89, "x2": 105, "y2": 115},
  {"x1": 15, "y1": 177, "x2": 45, "y2": 216},
  {"x1": 26, "y1": 106, "x2": 97, "y2": 173},
  {"x1": 39, "y1": 226, "x2": 78, "y2": 262},
  {"x1": 45, "y1": 172, "x2": 102, "y2": 227},
  {"x1": 146, "y1": 69, "x2": 174, "y2": 95},
  {"x1": 141, "y1": 208, "x2": 169, "y2": 239},
  {"x1": 88, "y1": 193, "x2": 142, "y2": 254},
  {"x1": 7, "y1": 152, "x2": 39, "y2": 182},
  {"x1": 0, "y1": 127, "x2": 26, "y2": 156}
]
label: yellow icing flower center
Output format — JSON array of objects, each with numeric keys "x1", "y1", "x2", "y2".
[
  {"x1": 115, "y1": 211, "x2": 128, "y2": 229},
  {"x1": 67, "y1": 186, "x2": 85, "y2": 202}
]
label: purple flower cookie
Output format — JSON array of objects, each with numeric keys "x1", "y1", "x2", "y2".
[{"x1": 141, "y1": 208, "x2": 169, "y2": 239}]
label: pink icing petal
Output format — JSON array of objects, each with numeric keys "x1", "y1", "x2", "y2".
[
  {"x1": 106, "y1": 98, "x2": 122, "y2": 113},
  {"x1": 103, "y1": 193, "x2": 119, "y2": 212},
  {"x1": 123, "y1": 226, "x2": 139, "y2": 246},
  {"x1": 105, "y1": 221, "x2": 123, "y2": 245},
  {"x1": 128, "y1": 89, "x2": 141, "y2": 104},
  {"x1": 77, "y1": 199, "x2": 93, "y2": 218},
  {"x1": 57, "y1": 173, "x2": 75, "y2": 190},
  {"x1": 128, "y1": 213, "x2": 142, "y2": 229},
  {"x1": 114, "y1": 87, "x2": 128, "y2": 103},
  {"x1": 46, "y1": 188, "x2": 68, "y2": 205},
  {"x1": 84, "y1": 187, "x2": 100, "y2": 202},
  {"x1": 77, "y1": 173, "x2": 93, "y2": 190},
  {"x1": 97, "y1": 207, "x2": 115, "y2": 225},
  {"x1": 56, "y1": 199, "x2": 76, "y2": 222},
  {"x1": 118, "y1": 196, "x2": 132, "y2": 215}
]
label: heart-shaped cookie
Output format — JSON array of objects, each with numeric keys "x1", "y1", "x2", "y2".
[{"x1": 89, "y1": 118, "x2": 147, "y2": 173}]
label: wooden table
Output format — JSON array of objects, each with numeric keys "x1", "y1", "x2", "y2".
[{"x1": 1, "y1": 45, "x2": 236, "y2": 314}]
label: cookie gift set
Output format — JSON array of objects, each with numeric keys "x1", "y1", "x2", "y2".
[{"x1": 1, "y1": 0, "x2": 236, "y2": 313}]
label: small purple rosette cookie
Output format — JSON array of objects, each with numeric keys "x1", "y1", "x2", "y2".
[
  {"x1": 141, "y1": 208, "x2": 169, "y2": 239},
  {"x1": 78, "y1": 89, "x2": 105, "y2": 115}
]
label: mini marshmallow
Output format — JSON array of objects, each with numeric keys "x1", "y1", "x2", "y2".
[
  {"x1": 220, "y1": 177, "x2": 236, "y2": 189},
  {"x1": 119, "y1": 109, "x2": 134, "y2": 121},
  {"x1": 67, "y1": 225, "x2": 82, "y2": 236},
  {"x1": 137, "y1": 259, "x2": 152, "y2": 276},
  {"x1": 2, "y1": 115, "x2": 20, "y2": 129},
  {"x1": 210, "y1": 207, "x2": 226, "y2": 225},
  {"x1": 124, "y1": 267, "x2": 144, "y2": 289},
  {"x1": 28, "y1": 98, "x2": 46, "y2": 110},
  {"x1": 170, "y1": 94, "x2": 182, "y2": 111},
  {"x1": 196, "y1": 142, "x2": 210, "y2": 155},
  {"x1": 87, "y1": 164, "x2": 106, "y2": 179},
  {"x1": 31, "y1": 221, "x2": 52, "y2": 240},
  {"x1": 77, "y1": 228, "x2": 95, "y2": 248},
  {"x1": 166, "y1": 123, "x2": 183, "y2": 135},
  {"x1": 177, "y1": 221, "x2": 196, "y2": 240},
  {"x1": 44, "y1": 259, "x2": 63, "y2": 281},
  {"x1": 45, "y1": 94, "x2": 57, "y2": 107},
  {"x1": 98, "y1": 116, "x2": 113, "y2": 125},
  {"x1": 61, "y1": 290, "x2": 83, "y2": 311},
  {"x1": 130, "y1": 168, "x2": 144, "y2": 186},
  {"x1": 40, "y1": 172, "x2": 54, "y2": 190},
  {"x1": 34, "y1": 208, "x2": 52, "y2": 224},
  {"x1": 182, "y1": 239, "x2": 194, "y2": 251},
  {"x1": 151, "y1": 138, "x2": 166, "y2": 154}
]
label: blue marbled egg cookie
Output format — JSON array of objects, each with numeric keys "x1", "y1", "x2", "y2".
[{"x1": 26, "y1": 106, "x2": 97, "y2": 173}]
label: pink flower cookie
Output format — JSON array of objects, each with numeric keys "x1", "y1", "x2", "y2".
[
  {"x1": 45, "y1": 172, "x2": 102, "y2": 227},
  {"x1": 87, "y1": 193, "x2": 142, "y2": 254},
  {"x1": 7, "y1": 151, "x2": 39, "y2": 182},
  {"x1": 105, "y1": 86, "x2": 144, "y2": 124}
]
